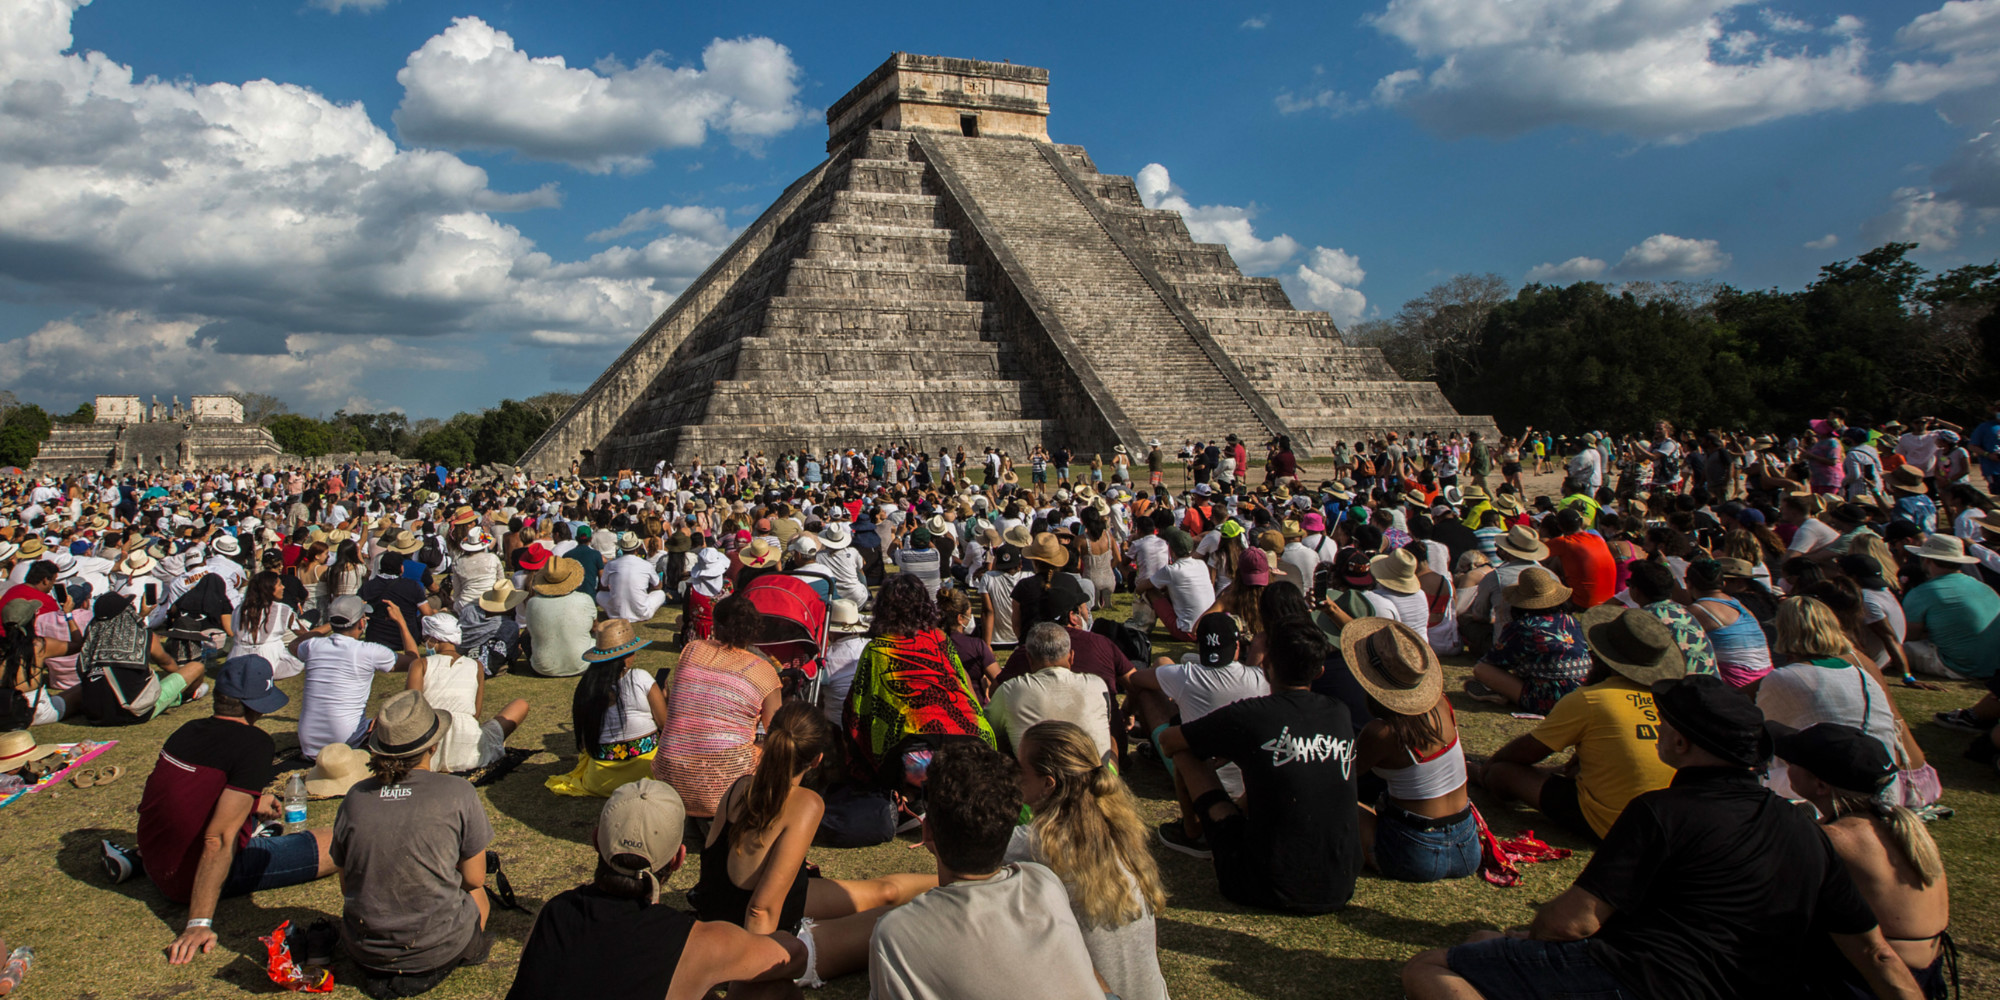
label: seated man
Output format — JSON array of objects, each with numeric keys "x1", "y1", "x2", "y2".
[
  {"x1": 985, "y1": 622, "x2": 1113, "y2": 763},
  {"x1": 1160, "y1": 617, "x2": 1361, "y2": 913},
  {"x1": 993, "y1": 574, "x2": 1130, "y2": 763},
  {"x1": 869, "y1": 742, "x2": 1103, "y2": 1000},
  {"x1": 1139, "y1": 527, "x2": 1214, "y2": 642},
  {"x1": 1473, "y1": 607, "x2": 1685, "y2": 842},
  {"x1": 1405, "y1": 675, "x2": 1921, "y2": 1000},
  {"x1": 292, "y1": 595, "x2": 419, "y2": 761},
  {"x1": 506, "y1": 779, "x2": 804, "y2": 1000},
  {"x1": 595, "y1": 532, "x2": 667, "y2": 623},
  {"x1": 138, "y1": 655, "x2": 338, "y2": 965},
  {"x1": 1126, "y1": 611, "x2": 1269, "y2": 858}
]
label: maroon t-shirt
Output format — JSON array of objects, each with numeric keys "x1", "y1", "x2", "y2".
[
  {"x1": 948, "y1": 632, "x2": 998, "y2": 702},
  {"x1": 997, "y1": 626, "x2": 1129, "y2": 757},
  {"x1": 136, "y1": 717, "x2": 276, "y2": 902}
]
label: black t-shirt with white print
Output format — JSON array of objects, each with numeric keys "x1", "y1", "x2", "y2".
[{"x1": 1180, "y1": 688, "x2": 1360, "y2": 911}]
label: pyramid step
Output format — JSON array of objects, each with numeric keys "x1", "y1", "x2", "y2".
[
  {"x1": 782, "y1": 258, "x2": 973, "y2": 298},
  {"x1": 821, "y1": 190, "x2": 947, "y2": 228},
  {"x1": 831, "y1": 158, "x2": 931, "y2": 195},
  {"x1": 804, "y1": 222, "x2": 957, "y2": 263},
  {"x1": 736, "y1": 338, "x2": 1021, "y2": 378}
]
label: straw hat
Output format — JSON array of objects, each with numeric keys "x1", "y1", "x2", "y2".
[
  {"x1": 304, "y1": 743, "x2": 369, "y2": 798},
  {"x1": 1026, "y1": 531, "x2": 1071, "y2": 568},
  {"x1": 1492, "y1": 495, "x2": 1524, "y2": 517},
  {"x1": 617, "y1": 531, "x2": 642, "y2": 552},
  {"x1": 123, "y1": 550, "x2": 158, "y2": 576},
  {"x1": 738, "y1": 539, "x2": 779, "y2": 570},
  {"x1": 666, "y1": 531, "x2": 693, "y2": 554},
  {"x1": 1904, "y1": 533, "x2": 1978, "y2": 565},
  {"x1": 1368, "y1": 548, "x2": 1420, "y2": 594},
  {"x1": 0, "y1": 730, "x2": 57, "y2": 772},
  {"x1": 1339, "y1": 618, "x2": 1443, "y2": 716},
  {"x1": 476, "y1": 579, "x2": 527, "y2": 615},
  {"x1": 1578, "y1": 605, "x2": 1687, "y2": 686},
  {"x1": 1714, "y1": 557, "x2": 1758, "y2": 579},
  {"x1": 818, "y1": 523, "x2": 853, "y2": 550},
  {"x1": 450, "y1": 506, "x2": 477, "y2": 525},
  {"x1": 1001, "y1": 524, "x2": 1033, "y2": 549},
  {"x1": 382, "y1": 529, "x2": 421, "y2": 555},
  {"x1": 531, "y1": 557, "x2": 584, "y2": 597},
  {"x1": 210, "y1": 534, "x2": 241, "y2": 557},
  {"x1": 1495, "y1": 525, "x2": 1549, "y2": 562},
  {"x1": 1887, "y1": 466, "x2": 1927, "y2": 494},
  {"x1": 828, "y1": 598, "x2": 869, "y2": 633},
  {"x1": 368, "y1": 690, "x2": 451, "y2": 760},
  {"x1": 583, "y1": 618, "x2": 653, "y2": 662},
  {"x1": 1503, "y1": 566, "x2": 1571, "y2": 609}
]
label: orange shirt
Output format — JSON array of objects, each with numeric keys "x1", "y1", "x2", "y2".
[{"x1": 1544, "y1": 532, "x2": 1617, "y2": 608}]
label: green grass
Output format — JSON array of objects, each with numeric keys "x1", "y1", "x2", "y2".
[{"x1": 2, "y1": 594, "x2": 1994, "y2": 999}]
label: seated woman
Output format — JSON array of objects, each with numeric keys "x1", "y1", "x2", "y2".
[
  {"x1": 692, "y1": 702, "x2": 933, "y2": 987},
  {"x1": 1344, "y1": 619, "x2": 1477, "y2": 883},
  {"x1": 547, "y1": 620, "x2": 667, "y2": 798},
  {"x1": 3, "y1": 596, "x2": 80, "y2": 727},
  {"x1": 233, "y1": 571, "x2": 304, "y2": 680},
  {"x1": 407, "y1": 614, "x2": 530, "y2": 774},
  {"x1": 1687, "y1": 558, "x2": 1776, "y2": 687},
  {"x1": 1757, "y1": 596, "x2": 1929, "y2": 807},
  {"x1": 1464, "y1": 567, "x2": 1591, "y2": 713},
  {"x1": 334, "y1": 690, "x2": 495, "y2": 999},
  {"x1": 1771, "y1": 724, "x2": 1952, "y2": 999},
  {"x1": 1010, "y1": 719, "x2": 1170, "y2": 1000},
  {"x1": 654, "y1": 596, "x2": 782, "y2": 817},
  {"x1": 66, "y1": 594, "x2": 206, "y2": 726},
  {"x1": 842, "y1": 574, "x2": 995, "y2": 795}
]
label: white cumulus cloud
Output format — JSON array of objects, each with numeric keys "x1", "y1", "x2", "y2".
[
  {"x1": 1134, "y1": 163, "x2": 1301, "y2": 273},
  {"x1": 1861, "y1": 187, "x2": 1967, "y2": 249},
  {"x1": 393, "y1": 18, "x2": 810, "y2": 173},
  {"x1": 1527, "y1": 256, "x2": 1610, "y2": 283},
  {"x1": 1527, "y1": 234, "x2": 1730, "y2": 283},
  {"x1": 1288, "y1": 247, "x2": 1369, "y2": 326},
  {"x1": 0, "y1": 0, "x2": 747, "y2": 410}
]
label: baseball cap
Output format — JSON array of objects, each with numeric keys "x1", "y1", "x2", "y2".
[
  {"x1": 215, "y1": 654, "x2": 289, "y2": 714},
  {"x1": 1038, "y1": 574, "x2": 1091, "y2": 623},
  {"x1": 596, "y1": 779, "x2": 687, "y2": 903},
  {"x1": 1769, "y1": 722, "x2": 1895, "y2": 795},
  {"x1": 327, "y1": 595, "x2": 372, "y2": 629},
  {"x1": 1194, "y1": 612, "x2": 1240, "y2": 668}
]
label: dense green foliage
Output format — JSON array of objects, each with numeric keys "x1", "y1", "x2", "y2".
[
  {"x1": 1370, "y1": 244, "x2": 2000, "y2": 433},
  {"x1": 0, "y1": 402, "x2": 52, "y2": 468},
  {"x1": 261, "y1": 392, "x2": 575, "y2": 465}
]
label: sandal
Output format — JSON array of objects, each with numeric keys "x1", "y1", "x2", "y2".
[
  {"x1": 71, "y1": 768, "x2": 100, "y2": 788},
  {"x1": 485, "y1": 850, "x2": 523, "y2": 911},
  {"x1": 95, "y1": 765, "x2": 125, "y2": 786}
]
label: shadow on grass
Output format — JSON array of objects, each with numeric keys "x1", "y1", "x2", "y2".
[
  {"x1": 478, "y1": 727, "x2": 601, "y2": 847},
  {"x1": 1157, "y1": 915, "x2": 1408, "y2": 997}
]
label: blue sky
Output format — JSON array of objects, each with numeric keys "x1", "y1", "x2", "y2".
[{"x1": 2, "y1": 0, "x2": 1995, "y2": 419}]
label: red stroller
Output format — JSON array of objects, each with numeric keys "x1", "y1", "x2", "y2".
[{"x1": 740, "y1": 575, "x2": 829, "y2": 705}]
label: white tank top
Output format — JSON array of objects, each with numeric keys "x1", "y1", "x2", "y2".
[{"x1": 1375, "y1": 738, "x2": 1467, "y2": 801}]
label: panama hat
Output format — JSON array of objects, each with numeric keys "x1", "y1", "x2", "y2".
[
  {"x1": 531, "y1": 557, "x2": 584, "y2": 597},
  {"x1": 1368, "y1": 548, "x2": 1420, "y2": 595},
  {"x1": 1340, "y1": 618, "x2": 1443, "y2": 716},
  {"x1": 458, "y1": 526, "x2": 493, "y2": 552},
  {"x1": 304, "y1": 743, "x2": 369, "y2": 798},
  {"x1": 210, "y1": 534, "x2": 241, "y2": 556},
  {"x1": 1495, "y1": 525, "x2": 1549, "y2": 562},
  {"x1": 370, "y1": 690, "x2": 451, "y2": 760},
  {"x1": 122, "y1": 550, "x2": 158, "y2": 576},
  {"x1": 479, "y1": 579, "x2": 528, "y2": 614},
  {"x1": 828, "y1": 598, "x2": 869, "y2": 633},
  {"x1": 1001, "y1": 524, "x2": 1033, "y2": 549},
  {"x1": 583, "y1": 618, "x2": 654, "y2": 662},
  {"x1": 0, "y1": 730, "x2": 57, "y2": 772},
  {"x1": 1904, "y1": 533, "x2": 1978, "y2": 565},
  {"x1": 1026, "y1": 531, "x2": 1071, "y2": 568},
  {"x1": 1503, "y1": 566, "x2": 1571, "y2": 610},
  {"x1": 738, "y1": 539, "x2": 779, "y2": 570},
  {"x1": 382, "y1": 529, "x2": 421, "y2": 555},
  {"x1": 1887, "y1": 466, "x2": 1928, "y2": 494},
  {"x1": 1579, "y1": 605, "x2": 1687, "y2": 685},
  {"x1": 819, "y1": 523, "x2": 853, "y2": 550}
]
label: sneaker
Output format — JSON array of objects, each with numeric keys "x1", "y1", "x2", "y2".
[
  {"x1": 1156, "y1": 821, "x2": 1211, "y2": 859},
  {"x1": 101, "y1": 840, "x2": 139, "y2": 884},
  {"x1": 1463, "y1": 680, "x2": 1508, "y2": 705},
  {"x1": 895, "y1": 810, "x2": 926, "y2": 835},
  {"x1": 1933, "y1": 708, "x2": 1994, "y2": 733},
  {"x1": 302, "y1": 917, "x2": 337, "y2": 967}
]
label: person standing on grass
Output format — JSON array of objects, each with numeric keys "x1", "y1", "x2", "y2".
[
  {"x1": 147, "y1": 655, "x2": 338, "y2": 965},
  {"x1": 1405, "y1": 676, "x2": 1921, "y2": 1000}
]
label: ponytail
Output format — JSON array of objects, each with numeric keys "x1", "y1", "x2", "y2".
[
  {"x1": 1020, "y1": 720, "x2": 1166, "y2": 928},
  {"x1": 735, "y1": 702, "x2": 833, "y2": 843},
  {"x1": 1833, "y1": 793, "x2": 1945, "y2": 888}
]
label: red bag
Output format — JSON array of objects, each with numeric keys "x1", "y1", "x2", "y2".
[{"x1": 261, "y1": 921, "x2": 334, "y2": 993}]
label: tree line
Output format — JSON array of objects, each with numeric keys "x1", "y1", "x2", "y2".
[{"x1": 1351, "y1": 243, "x2": 2000, "y2": 434}]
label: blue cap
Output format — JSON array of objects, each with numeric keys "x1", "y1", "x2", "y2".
[{"x1": 215, "y1": 655, "x2": 288, "y2": 714}]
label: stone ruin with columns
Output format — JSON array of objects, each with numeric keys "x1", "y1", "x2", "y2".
[
  {"x1": 517, "y1": 53, "x2": 1496, "y2": 474},
  {"x1": 33, "y1": 394, "x2": 283, "y2": 473}
]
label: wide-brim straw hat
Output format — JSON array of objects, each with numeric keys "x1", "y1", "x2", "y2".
[
  {"x1": 305, "y1": 743, "x2": 370, "y2": 798},
  {"x1": 1888, "y1": 466, "x2": 1927, "y2": 494},
  {"x1": 1492, "y1": 495, "x2": 1524, "y2": 517},
  {"x1": 1496, "y1": 525, "x2": 1549, "y2": 562},
  {"x1": 828, "y1": 598, "x2": 869, "y2": 633},
  {"x1": 1579, "y1": 605, "x2": 1687, "y2": 686},
  {"x1": 479, "y1": 579, "x2": 528, "y2": 613},
  {"x1": 368, "y1": 690, "x2": 452, "y2": 760},
  {"x1": 1026, "y1": 531, "x2": 1071, "y2": 568},
  {"x1": 1904, "y1": 533, "x2": 1978, "y2": 565},
  {"x1": 1114, "y1": 444, "x2": 1129, "y2": 455},
  {"x1": 666, "y1": 531, "x2": 693, "y2": 554},
  {"x1": 531, "y1": 557, "x2": 584, "y2": 597},
  {"x1": 1369, "y1": 548, "x2": 1420, "y2": 594},
  {"x1": 1340, "y1": 618, "x2": 1443, "y2": 716},
  {"x1": 0, "y1": 729, "x2": 57, "y2": 771},
  {"x1": 383, "y1": 529, "x2": 422, "y2": 555},
  {"x1": 739, "y1": 539, "x2": 779, "y2": 570},
  {"x1": 450, "y1": 506, "x2": 478, "y2": 525},
  {"x1": 819, "y1": 524, "x2": 853, "y2": 550},
  {"x1": 1001, "y1": 524, "x2": 1033, "y2": 549},
  {"x1": 1504, "y1": 566, "x2": 1571, "y2": 609},
  {"x1": 584, "y1": 618, "x2": 654, "y2": 662}
]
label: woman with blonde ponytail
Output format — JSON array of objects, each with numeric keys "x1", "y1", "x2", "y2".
[
  {"x1": 690, "y1": 701, "x2": 935, "y2": 987},
  {"x1": 1773, "y1": 723, "x2": 1953, "y2": 998},
  {"x1": 1010, "y1": 720, "x2": 1170, "y2": 1000}
]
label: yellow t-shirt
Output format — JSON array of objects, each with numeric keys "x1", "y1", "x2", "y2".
[{"x1": 1529, "y1": 677, "x2": 1678, "y2": 836}]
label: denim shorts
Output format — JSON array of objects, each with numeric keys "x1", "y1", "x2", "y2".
[
  {"x1": 1374, "y1": 803, "x2": 1480, "y2": 883},
  {"x1": 221, "y1": 831, "x2": 322, "y2": 898},
  {"x1": 1447, "y1": 936, "x2": 1635, "y2": 1000}
]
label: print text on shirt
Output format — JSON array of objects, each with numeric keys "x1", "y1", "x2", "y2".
[{"x1": 1260, "y1": 726, "x2": 1356, "y2": 777}]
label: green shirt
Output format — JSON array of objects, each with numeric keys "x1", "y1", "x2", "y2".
[{"x1": 1903, "y1": 571, "x2": 2000, "y2": 678}]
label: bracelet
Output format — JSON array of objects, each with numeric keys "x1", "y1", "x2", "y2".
[{"x1": 185, "y1": 918, "x2": 213, "y2": 930}]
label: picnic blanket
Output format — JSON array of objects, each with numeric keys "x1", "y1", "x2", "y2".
[{"x1": 0, "y1": 741, "x2": 118, "y2": 810}]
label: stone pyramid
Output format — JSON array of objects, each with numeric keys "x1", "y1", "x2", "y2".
[{"x1": 521, "y1": 54, "x2": 1494, "y2": 473}]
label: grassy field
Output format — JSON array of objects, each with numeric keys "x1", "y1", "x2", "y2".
[{"x1": 2, "y1": 592, "x2": 1995, "y2": 999}]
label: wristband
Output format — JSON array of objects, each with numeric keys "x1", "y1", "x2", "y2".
[{"x1": 185, "y1": 918, "x2": 213, "y2": 930}]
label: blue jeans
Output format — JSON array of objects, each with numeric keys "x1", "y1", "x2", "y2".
[
  {"x1": 1374, "y1": 803, "x2": 1480, "y2": 883},
  {"x1": 1446, "y1": 937, "x2": 1635, "y2": 1000},
  {"x1": 220, "y1": 831, "x2": 323, "y2": 897}
]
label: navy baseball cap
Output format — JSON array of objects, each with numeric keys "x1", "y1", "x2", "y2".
[{"x1": 215, "y1": 655, "x2": 289, "y2": 714}]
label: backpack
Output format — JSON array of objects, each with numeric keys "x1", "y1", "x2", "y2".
[{"x1": 0, "y1": 639, "x2": 33, "y2": 732}]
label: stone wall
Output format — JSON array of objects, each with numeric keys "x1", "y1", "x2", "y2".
[
  {"x1": 35, "y1": 420, "x2": 282, "y2": 474},
  {"x1": 95, "y1": 395, "x2": 143, "y2": 424}
]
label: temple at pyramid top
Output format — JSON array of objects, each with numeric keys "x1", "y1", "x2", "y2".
[
  {"x1": 518, "y1": 54, "x2": 1492, "y2": 474},
  {"x1": 827, "y1": 54, "x2": 1051, "y2": 150}
]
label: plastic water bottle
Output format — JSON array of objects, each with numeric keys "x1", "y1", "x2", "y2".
[
  {"x1": 285, "y1": 774, "x2": 308, "y2": 834},
  {"x1": 0, "y1": 945, "x2": 35, "y2": 995}
]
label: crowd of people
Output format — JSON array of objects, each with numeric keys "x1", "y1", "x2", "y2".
[{"x1": 0, "y1": 404, "x2": 1994, "y2": 998}]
